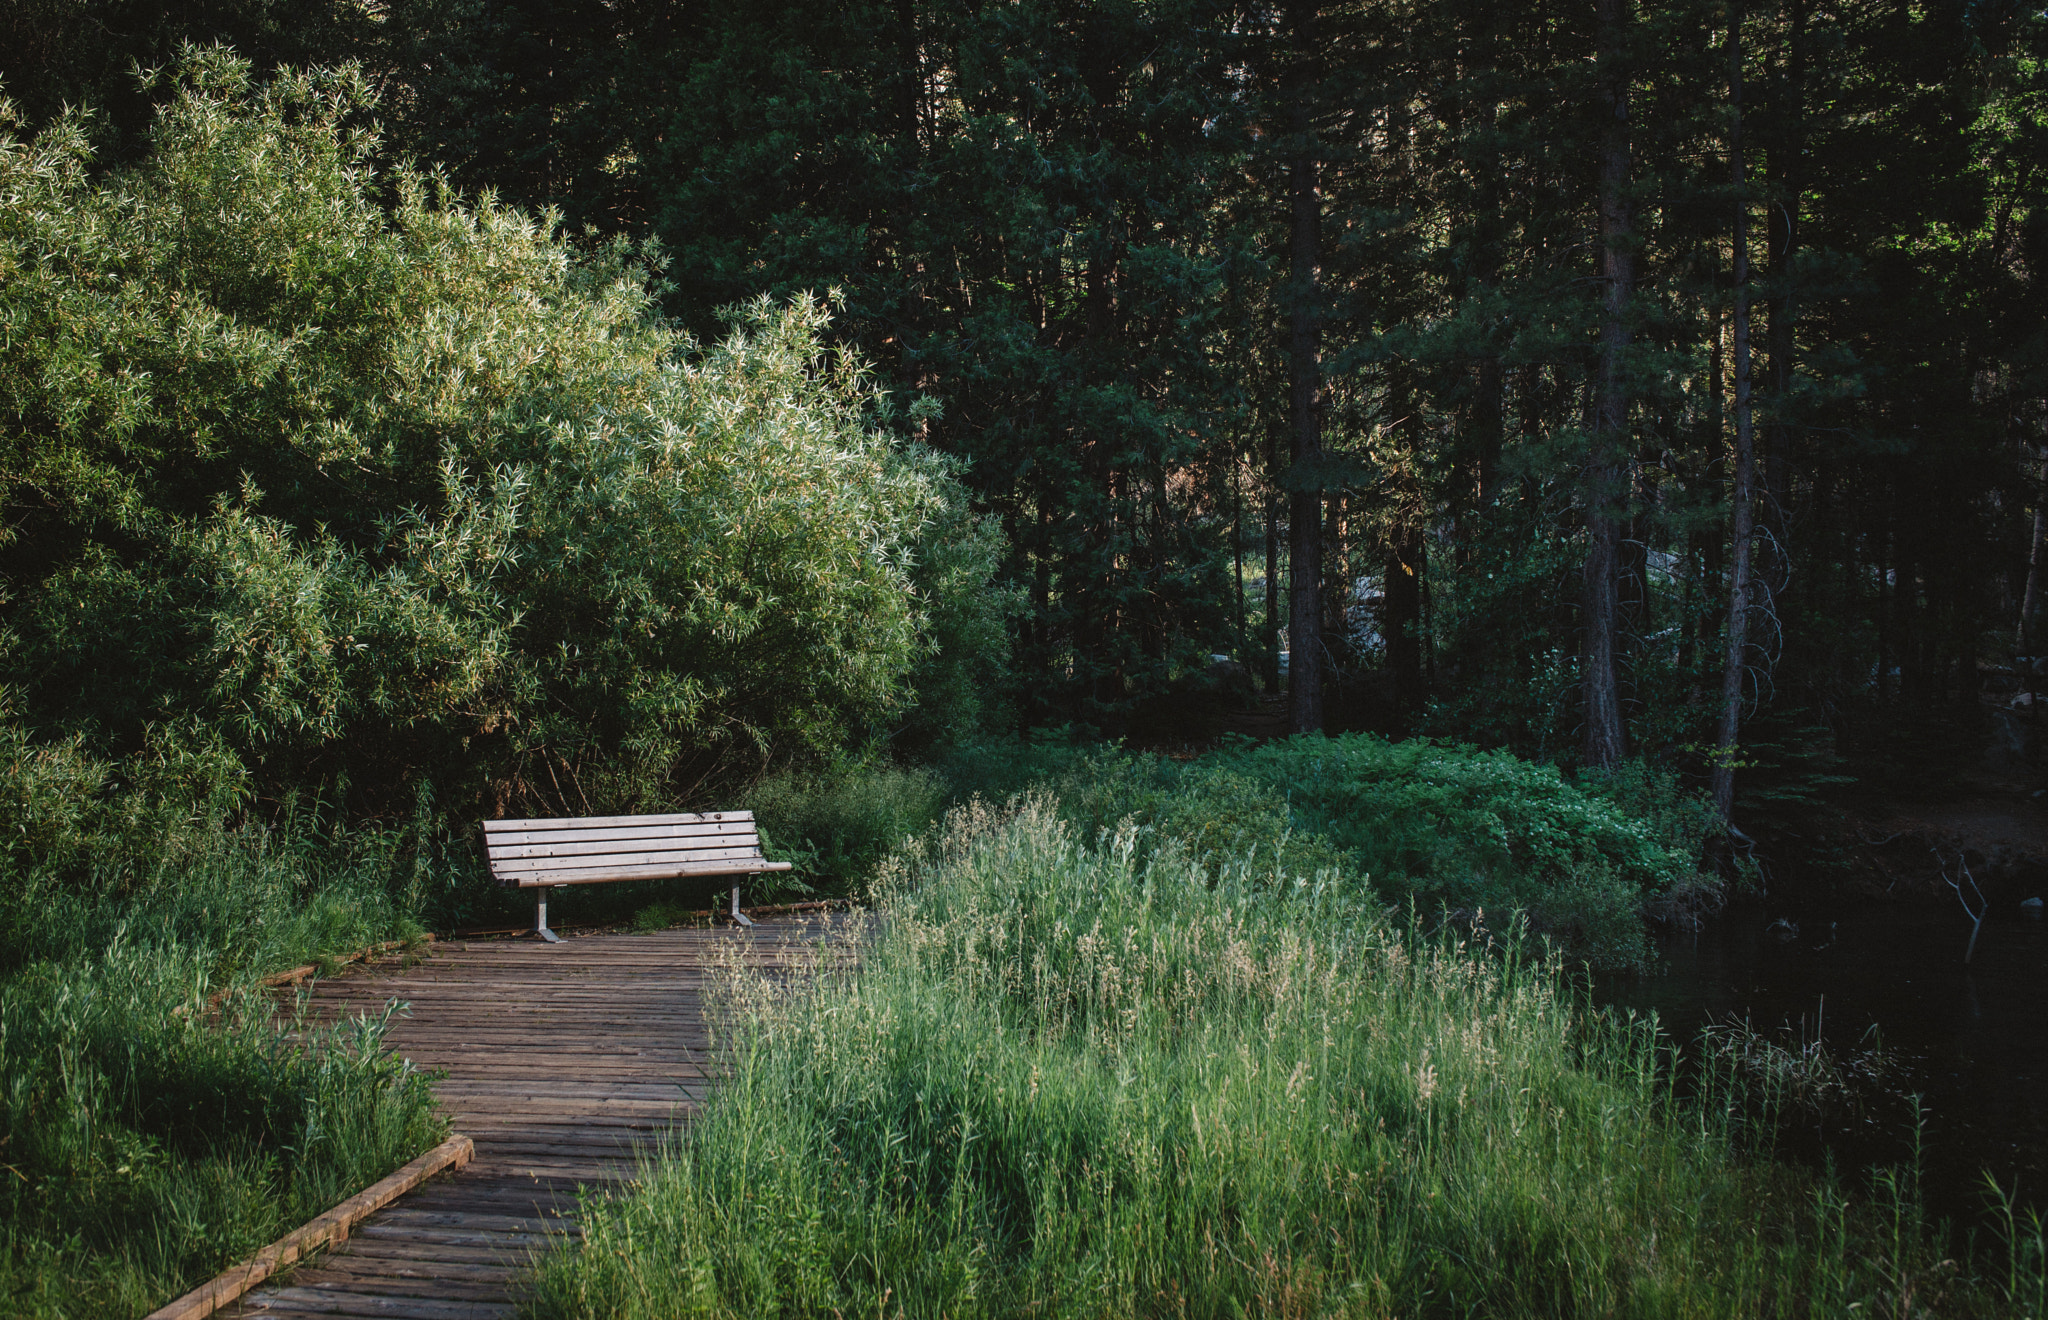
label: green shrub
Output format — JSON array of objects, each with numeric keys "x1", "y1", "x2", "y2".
[
  {"x1": 1205, "y1": 734, "x2": 1716, "y2": 967},
  {"x1": 894, "y1": 457, "x2": 1021, "y2": 756},
  {"x1": 1029, "y1": 746, "x2": 1351, "y2": 881},
  {"x1": 745, "y1": 757, "x2": 946, "y2": 897},
  {"x1": 0, "y1": 52, "x2": 1002, "y2": 821},
  {"x1": 1212, "y1": 734, "x2": 1696, "y2": 894},
  {"x1": 931, "y1": 729, "x2": 1100, "y2": 806}
]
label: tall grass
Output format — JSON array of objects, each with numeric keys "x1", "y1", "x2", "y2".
[
  {"x1": 0, "y1": 822, "x2": 444, "y2": 1318},
  {"x1": 528, "y1": 797, "x2": 2045, "y2": 1319}
]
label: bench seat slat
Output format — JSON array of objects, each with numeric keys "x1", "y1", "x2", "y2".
[
  {"x1": 501, "y1": 859, "x2": 794, "y2": 888},
  {"x1": 485, "y1": 812, "x2": 740, "y2": 833},
  {"x1": 492, "y1": 844, "x2": 767, "y2": 875},
  {"x1": 484, "y1": 809, "x2": 786, "y2": 899},
  {"x1": 490, "y1": 830, "x2": 758, "y2": 860},
  {"x1": 489, "y1": 819, "x2": 757, "y2": 839}
]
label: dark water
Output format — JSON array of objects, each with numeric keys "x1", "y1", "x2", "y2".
[{"x1": 1597, "y1": 901, "x2": 2048, "y2": 1224}]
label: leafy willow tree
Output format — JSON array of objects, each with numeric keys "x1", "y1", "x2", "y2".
[{"x1": 0, "y1": 51, "x2": 1003, "y2": 822}]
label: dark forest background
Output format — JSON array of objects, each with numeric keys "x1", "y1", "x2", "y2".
[{"x1": 6, "y1": 0, "x2": 2046, "y2": 826}]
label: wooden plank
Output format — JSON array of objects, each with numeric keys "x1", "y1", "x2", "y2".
[
  {"x1": 284, "y1": 1270, "x2": 517, "y2": 1303},
  {"x1": 431, "y1": 1076, "x2": 690, "y2": 1092},
  {"x1": 321, "y1": 1242, "x2": 528, "y2": 1268},
  {"x1": 339, "y1": 1203, "x2": 573, "y2": 1227},
  {"x1": 223, "y1": 1284, "x2": 514, "y2": 1318},
  {"x1": 293, "y1": 1256, "x2": 518, "y2": 1283},
  {"x1": 485, "y1": 830, "x2": 758, "y2": 861},
  {"x1": 484, "y1": 810, "x2": 746, "y2": 832},
  {"x1": 145, "y1": 1134, "x2": 475, "y2": 1320},
  {"x1": 500, "y1": 859, "x2": 791, "y2": 887},
  {"x1": 390, "y1": 1073, "x2": 701, "y2": 1089},
  {"x1": 490, "y1": 844, "x2": 768, "y2": 875},
  {"x1": 451, "y1": 1117, "x2": 683, "y2": 1132},
  {"x1": 483, "y1": 822, "x2": 758, "y2": 852},
  {"x1": 390, "y1": 1192, "x2": 584, "y2": 1218},
  {"x1": 488, "y1": 843, "x2": 760, "y2": 871},
  {"x1": 372, "y1": 1209, "x2": 570, "y2": 1234},
  {"x1": 490, "y1": 854, "x2": 780, "y2": 880},
  {"x1": 363, "y1": 1200, "x2": 578, "y2": 1227},
  {"x1": 343, "y1": 1214, "x2": 566, "y2": 1239}
]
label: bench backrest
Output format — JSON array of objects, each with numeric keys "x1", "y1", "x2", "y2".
[{"x1": 484, "y1": 811, "x2": 780, "y2": 888}]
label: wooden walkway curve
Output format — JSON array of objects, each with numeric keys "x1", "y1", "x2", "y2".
[{"x1": 220, "y1": 918, "x2": 846, "y2": 1319}]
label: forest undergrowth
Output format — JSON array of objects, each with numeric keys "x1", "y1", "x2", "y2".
[
  {"x1": 0, "y1": 816, "x2": 442, "y2": 1317},
  {"x1": 528, "y1": 795, "x2": 2048, "y2": 1319}
]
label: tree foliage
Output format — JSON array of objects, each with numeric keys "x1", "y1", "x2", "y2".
[{"x1": 0, "y1": 51, "x2": 1003, "y2": 821}]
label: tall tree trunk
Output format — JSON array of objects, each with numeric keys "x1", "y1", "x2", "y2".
[
  {"x1": 1877, "y1": 516, "x2": 1893, "y2": 707},
  {"x1": 1386, "y1": 378, "x2": 1427, "y2": 720},
  {"x1": 1475, "y1": 358, "x2": 1504, "y2": 511},
  {"x1": 1265, "y1": 489, "x2": 1282, "y2": 693},
  {"x1": 1386, "y1": 521, "x2": 1427, "y2": 720},
  {"x1": 1029, "y1": 503, "x2": 1051, "y2": 715},
  {"x1": 1714, "y1": 2, "x2": 1757, "y2": 823},
  {"x1": 1233, "y1": 452, "x2": 1250, "y2": 655},
  {"x1": 895, "y1": 0, "x2": 920, "y2": 144},
  {"x1": 2020, "y1": 487, "x2": 2046, "y2": 656},
  {"x1": 1284, "y1": 0, "x2": 1325, "y2": 735},
  {"x1": 1583, "y1": 0, "x2": 1634, "y2": 769},
  {"x1": 1621, "y1": 500, "x2": 1651, "y2": 651},
  {"x1": 1688, "y1": 300, "x2": 1726, "y2": 692},
  {"x1": 1326, "y1": 489, "x2": 1348, "y2": 646},
  {"x1": 1763, "y1": 0, "x2": 1806, "y2": 520},
  {"x1": 1471, "y1": 14, "x2": 1505, "y2": 514}
]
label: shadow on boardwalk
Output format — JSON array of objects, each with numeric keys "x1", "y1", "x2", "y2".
[{"x1": 222, "y1": 917, "x2": 853, "y2": 1319}]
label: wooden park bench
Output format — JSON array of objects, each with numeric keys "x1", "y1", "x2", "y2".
[{"x1": 484, "y1": 811, "x2": 793, "y2": 942}]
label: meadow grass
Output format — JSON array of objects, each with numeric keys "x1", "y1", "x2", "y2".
[
  {"x1": 0, "y1": 822, "x2": 444, "y2": 1317},
  {"x1": 527, "y1": 797, "x2": 2046, "y2": 1319}
]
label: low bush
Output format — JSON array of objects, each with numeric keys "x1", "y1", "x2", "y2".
[
  {"x1": 744, "y1": 757, "x2": 947, "y2": 897},
  {"x1": 1210, "y1": 734, "x2": 1716, "y2": 968},
  {"x1": 526, "y1": 798, "x2": 2046, "y2": 1318},
  {"x1": 931, "y1": 729, "x2": 1100, "y2": 808},
  {"x1": 1026, "y1": 746, "x2": 1352, "y2": 881}
]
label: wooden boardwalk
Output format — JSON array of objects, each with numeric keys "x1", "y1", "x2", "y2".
[{"x1": 221, "y1": 919, "x2": 843, "y2": 1319}]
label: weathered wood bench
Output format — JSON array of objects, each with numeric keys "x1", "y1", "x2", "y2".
[{"x1": 484, "y1": 811, "x2": 793, "y2": 942}]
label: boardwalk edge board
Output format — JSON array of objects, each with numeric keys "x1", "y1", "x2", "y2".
[
  {"x1": 142, "y1": 1133, "x2": 476, "y2": 1320},
  {"x1": 256, "y1": 936, "x2": 435, "y2": 993},
  {"x1": 172, "y1": 936, "x2": 434, "y2": 1023}
]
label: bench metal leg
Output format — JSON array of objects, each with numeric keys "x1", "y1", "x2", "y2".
[
  {"x1": 536, "y1": 889, "x2": 564, "y2": 943},
  {"x1": 729, "y1": 883, "x2": 756, "y2": 929}
]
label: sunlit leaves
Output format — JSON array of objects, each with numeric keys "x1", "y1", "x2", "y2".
[{"x1": 0, "y1": 51, "x2": 1000, "y2": 814}]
